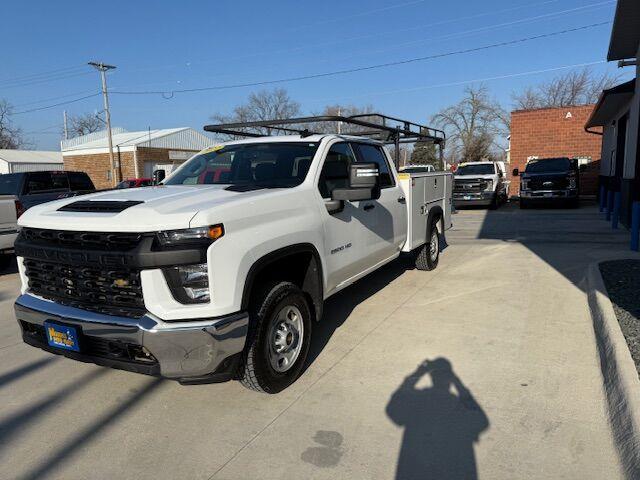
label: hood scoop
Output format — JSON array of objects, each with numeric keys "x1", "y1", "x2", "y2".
[{"x1": 57, "y1": 200, "x2": 144, "y2": 213}]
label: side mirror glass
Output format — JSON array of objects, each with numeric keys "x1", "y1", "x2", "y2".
[
  {"x1": 153, "y1": 169, "x2": 166, "y2": 185},
  {"x1": 512, "y1": 168, "x2": 519, "y2": 177}
]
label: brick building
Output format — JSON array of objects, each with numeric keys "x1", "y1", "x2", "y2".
[
  {"x1": 585, "y1": 0, "x2": 639, "y2": 230},
  {"x1": 61, "y1": 127, "x2": 212, "y2": 189},
  {"x1": 509, "y1": 105, "x2": 602, "y2": 196}
]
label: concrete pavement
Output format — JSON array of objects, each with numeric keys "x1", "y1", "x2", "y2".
[{"x1": 0, "y1": 203, "x2": 634, "y2": 479}]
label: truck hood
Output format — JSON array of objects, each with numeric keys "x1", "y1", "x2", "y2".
[{"x1": 18, "y1": 185, "x2": 276, "y2": 232}]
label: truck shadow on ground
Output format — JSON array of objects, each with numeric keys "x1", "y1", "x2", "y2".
[
  {"x1": 305, "y1": 258, "x2": 410, "y2": 369},
  {"x1": 386, "y1": 357, "x2": 489, "y2": 480}
]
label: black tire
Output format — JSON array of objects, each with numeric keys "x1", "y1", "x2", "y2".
[
  {"x1": 414, "y1": 216, "x2": 440, "y2": 271},
  {"x1": 239, "y1": 281, "x2": 312, "y2": 393},
  {"x1": 568, "y1": 198, "x2": 580, "y2": 209},
  {"x1": 519, "y1": 199, "x2": 528, "y2": 209},
  {"x1": 489, "y1": 194, "x2": 498, "y2": 210}
]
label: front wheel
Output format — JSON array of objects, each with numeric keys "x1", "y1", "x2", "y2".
[
  {"x1": 239, "y1": 281, "x2": 312, "y2": 393},
  {"x1": 414, "y1": 216, "x2": 440, "y2": 271}
]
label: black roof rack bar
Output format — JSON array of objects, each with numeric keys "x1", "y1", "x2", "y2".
[{"x1": 203, "y1": 114, "x2": 445, "y2": 144}]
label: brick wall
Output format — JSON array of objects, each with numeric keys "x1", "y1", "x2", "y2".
[
  {"x1": 64, "y1": 152, "x2": 134, "y2": 190},
  {"x1": 509, "y1": 105, "x2": 603, "y2": 196},
  {"x1": 63, "y1": 148, "x2": 199, "y2": 189}
]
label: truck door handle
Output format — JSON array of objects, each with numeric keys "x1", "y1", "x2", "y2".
[
  {"x1": 363, "y1": 204, "x2": 375, "y2": 211},
  {"x1": 397, "y1": 196, "x2": 406, "y2": 204}
]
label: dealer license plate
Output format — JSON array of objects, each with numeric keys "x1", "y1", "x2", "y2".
[{"x1": 44, "y1": 322, "x2": 80, "y2": 352}]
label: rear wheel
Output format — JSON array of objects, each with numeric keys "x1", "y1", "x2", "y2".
[
  {"x1": 414, "y1": 216, "x2": 440, "y2": 271},
  {"x1": 239, "y1": 281, "x2": 312, "y2": 393}
]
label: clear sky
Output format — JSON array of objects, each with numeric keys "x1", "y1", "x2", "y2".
[{"x1": 1, "y1": 0, "x2": 629, "y2": 150}]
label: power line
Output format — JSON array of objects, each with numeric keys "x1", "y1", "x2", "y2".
[
  {"x1": 0, "y1": 64, "x2": 86, "y2": 85},
  {"x1": 13, "y1": 89, "x2": 98, "y2": 108},
  {"x1": 11, "y1": 93, "x2": 101, "y2": 115},
  {"x1": 122, "y1": 0, "x2": 566, "y2": 79},
  {"x1": 112, "y1": 22, "x2": 611, "y2": 97},
  {"x1": 0, "y1": 70, "x2": 94, "y2": 90},
  {"x1": 112, "y1": 0, "x2": 610, "y2": 93},
  {"x1": 308, "y1": 60, "x2": 610, "y2": 104}
]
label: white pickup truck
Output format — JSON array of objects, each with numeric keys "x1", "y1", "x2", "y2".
[
  {"x1": 14, "y1": 115, "x2": 452, "y2": 393},
  {"x1": 0, "y1": 194, "x2": 20, "y2": 267},
  {"x1": 453, "y1": 161, "x2": 509, "y2": 208}
]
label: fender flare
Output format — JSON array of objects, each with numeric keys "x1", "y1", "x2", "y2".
[{"x1": 241, "y1": 243, "x2": 324, "y2": 322}]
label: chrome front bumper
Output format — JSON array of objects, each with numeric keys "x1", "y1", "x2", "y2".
[
  {"x1": 15, "y1": 293, "x2": 249, "y2": 382},
  {"x1": 520, "y1": 189, "x2": 577, "y2": 199}
]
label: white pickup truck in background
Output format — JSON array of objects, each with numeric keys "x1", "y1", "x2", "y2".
[
  {"x1": 453, "y1": 161, "x2": 509, "y2": 209},
  {"x1": 0, "y1": 195, "x2": 20, "y2": 267},
  {"x1": 14, "y1": 114, "x2": 452, "y2": 393}
]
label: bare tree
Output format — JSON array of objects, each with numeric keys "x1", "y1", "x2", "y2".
[
  {"x1": 0, "y1": 99, "x2": 27, "y2": 149},
  {"x1": 431, "y1": 85, "x2": 508, "y2": 164},
  {"x1": 313, "y1": 103, "x2": 380, "y2": 134},
  {"x1": 211, "y1": 88, "x2": 301, "y2": 138},
  {"x1": 513, "y1": 67, "x2": 622, "y2": 110},
  {"x1": 65, "y1": 113, "x2": 104, "y2": 138}
]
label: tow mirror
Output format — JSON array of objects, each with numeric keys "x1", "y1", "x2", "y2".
[
  {"x1": 332, "y1": 163, "x2": 380, "y2": 202},
  {"x1": 512, "y1": 168, "x2": 519, "y2": 177},
  {"x1": 153, "y1": 169, "x2": 166, "y2": 185}
]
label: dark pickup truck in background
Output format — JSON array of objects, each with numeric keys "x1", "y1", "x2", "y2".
[
  {"x1": 513, "y1": 157, "x2": 583, "y2": 209},
  {"x1": 0, "y1": 171, "x2": 95, "y2": 212}
]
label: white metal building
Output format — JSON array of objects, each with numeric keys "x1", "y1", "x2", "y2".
[
  {"x1": 0, "y1": 150, "x2": 63, "y2": 174},
  {"x1": 61, "y1": 128, "x2": 213, "y2": 189}
]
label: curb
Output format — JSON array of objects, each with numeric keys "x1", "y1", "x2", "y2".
[{"x1": 587, "y1": 263, "x2": 640, "y2": 479}]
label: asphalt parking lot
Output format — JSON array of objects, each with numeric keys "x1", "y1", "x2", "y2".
[{"x1": 1, "y1": 202, "x2": 636, "y2": 480}]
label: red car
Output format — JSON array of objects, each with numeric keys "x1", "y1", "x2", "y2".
[{"x1": 116, "y1": 178, "x2": 153, "y2": 189}]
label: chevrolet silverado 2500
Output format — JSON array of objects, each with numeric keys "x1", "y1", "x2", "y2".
[{"x1": 14, "y1": 115, "x2": 452, "y2": 393}]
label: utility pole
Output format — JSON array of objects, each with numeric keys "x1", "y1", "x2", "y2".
[
  {"x1": 88, "y1": 61, "x2": 117, "y2": 186},
  {"x1": 63, "y1": 110, "x2": 68, "y2": 140}
]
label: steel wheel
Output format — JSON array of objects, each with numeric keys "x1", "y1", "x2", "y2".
[
  {"x1": 429, "y1": 229, "x2": 439, "y2": 263},
  {"x1": 268, "y1": 305, "x2": 304, "y2": 373}
]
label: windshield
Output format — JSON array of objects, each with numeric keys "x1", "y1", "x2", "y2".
[
  {"x1": 456, "y1": 164, "x2": 494, "y2": 175},
  {"x1": 525, "y1": 158, "x2": 571, "y2": 173},
  {"x1": 165, "y1": 142, "x2": 319, "y2": 189},
  {"x1": 0, "y1": 174, "x2": 21, "y2": 195}
]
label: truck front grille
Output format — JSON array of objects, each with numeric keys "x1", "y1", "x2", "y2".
[
  {"x1": 24, "y1": 258, "x2": 145, "y2": 318},
  {"x1": 527, "y1": 177, "x2": 568, "y2": 191},
  {"x1": 453, "y1": 179, "x2": 487, "y2": 193},
  {"x1": 20, "y1": 227, "x2": 143, "y2": 251}
]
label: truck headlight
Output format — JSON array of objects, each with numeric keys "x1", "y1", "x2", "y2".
[
  {"x1": 157, "y1": 225, "x2": 224, "y2": 247},
  {"x1": 164, "y1": 263, "x2": 210, "y2": 303},
  {"x1": 484, "y1": 180, "x2": 493, "y2": 191}
]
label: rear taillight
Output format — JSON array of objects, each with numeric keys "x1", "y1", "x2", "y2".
[{"x1": 15, "y1": 200, "x2": 25, "y2": 219}]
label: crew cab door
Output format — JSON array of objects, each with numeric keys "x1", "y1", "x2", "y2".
[
  {"x1": 352, "y1": 143, "x2": 406, "y2": 264},
  {"x1": 317, "y1": 142, "x2": 376, "y2": 293}
]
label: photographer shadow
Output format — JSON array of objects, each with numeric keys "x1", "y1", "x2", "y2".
[{"x1": 386, "y1": 358, "x2": 489, "y2": 480}]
